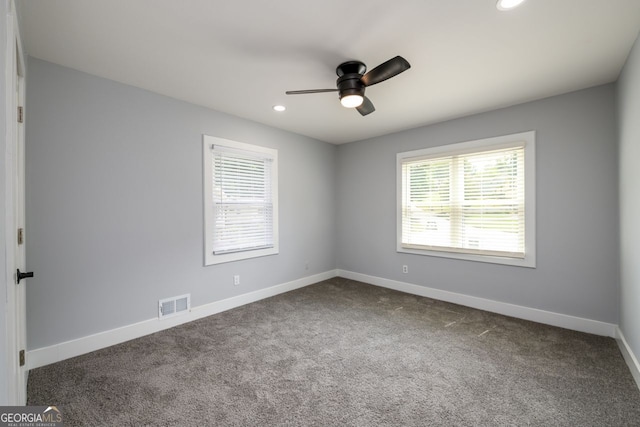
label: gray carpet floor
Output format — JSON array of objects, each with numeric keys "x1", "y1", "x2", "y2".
[{"x1": 27, "y1": 277, "x2": 640, "y2": 426}]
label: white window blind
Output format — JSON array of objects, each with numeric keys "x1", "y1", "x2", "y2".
[
  {"x1": 203, "y1": 135, "x2": 278, "y2": 266},
  {"x1": 398, "y1": 131, "x2": 535, "y2": 267},
  {"x1": 212, "y1": 145, "x2": 274, "y2": 254}
]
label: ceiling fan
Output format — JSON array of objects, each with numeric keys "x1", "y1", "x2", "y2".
[{"x1": 285, "y1": 56, "x2": 411, "y2": 116}]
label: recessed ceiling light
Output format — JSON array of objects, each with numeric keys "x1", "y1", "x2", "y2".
[
  {"x1": 273, "y1": 105, "x2": 286, "y2": 112},
  {"x1": 496, "y1": 0, "x2": 526, "y2": 11}
]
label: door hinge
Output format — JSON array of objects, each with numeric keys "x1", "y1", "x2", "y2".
[
  {"x1": 17, "y1": 106, "x2": 23, "y2": 123},
  {"x1": 19, "y1": 350, "x2": 25, "y2": 367},
  {"x1": 17, "y1": 228, "x2": 24, "y2": 245}
]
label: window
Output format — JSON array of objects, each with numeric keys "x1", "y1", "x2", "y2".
[
  {"x1": 203, "y1": 135, "x2": 278, "y2": 265},
  {"x1": 397, "y1": 131, "x2": 535, "y2": 267}
]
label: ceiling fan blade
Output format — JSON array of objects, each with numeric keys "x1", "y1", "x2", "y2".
[
  {"x1": 356, "y1": 96, "x2": 375, "y2": 116},
  {"x1": 285, "y1": 89, "x2": 339, "y2": 95},
  {"x1": 361, "y1": 56, "x2": 411, "y2": 87}
]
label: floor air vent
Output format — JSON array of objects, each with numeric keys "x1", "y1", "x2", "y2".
[{"x1": 158, "y1": 294, "x2": 190, "y2": 319}]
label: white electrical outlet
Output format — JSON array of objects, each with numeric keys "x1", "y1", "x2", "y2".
[
  {"x1": 402, "y1": 265, "x2": 408, "y2": 274},
  {"x1": 234, "y1": 275, "x2": 240, "y2": 286},
  {"x1": 305, "y1": 261, "x2": 309, "y2": 270}
]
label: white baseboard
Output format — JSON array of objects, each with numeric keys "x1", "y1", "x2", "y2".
[
  {"x1": 337, "y1": 270, "x2": 618, "y2": 338},
  {"x1": 28, "y1": 270, "x2": 338, "y2": 370},
  {"x1": 28, "y1": 269, "x2": 625, "y2": 374},
  {"x1": 616, "y1": 328, "x2": 640, "y2": 390}
]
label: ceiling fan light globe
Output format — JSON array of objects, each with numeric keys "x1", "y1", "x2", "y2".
[{"x1": 341, "y1": 94, "x2": 364, "y2": 108}]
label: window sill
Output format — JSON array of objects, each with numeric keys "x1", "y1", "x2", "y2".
[
  {"x1": 397, "y1": 246, "x2": 536, "y2": 268},
  {"x1": 205, "y1": 247, "x2": 279, "y2": 266}
]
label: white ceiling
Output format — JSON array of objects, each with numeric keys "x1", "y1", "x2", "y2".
[{"x1": 19, "y1": 0, "x2": 640, "y2": 144}]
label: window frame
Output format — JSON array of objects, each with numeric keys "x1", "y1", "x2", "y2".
[
  {"x1": 203, "y1": 135, "x2": 279, "y2": 266},
  {"x1": 396, "y1": 131, "x2": 536, "y2": 268}
]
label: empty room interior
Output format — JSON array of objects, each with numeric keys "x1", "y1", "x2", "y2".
[{"x1": 2, "y1": 0, "x2": 640, "y2": 425}]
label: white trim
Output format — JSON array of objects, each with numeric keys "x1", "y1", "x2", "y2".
[
  {"x1": 337, "y1": 270, "x2": 617, "y2": 337},
  {"x1": 26, "y1": 269, "x2": 627, "y2": 375},
  {"x1": 28, "y1": 270, "x2": 338, "y2": 369},
  {"x1": 398, "y1": 138, "x2": 527, "y2": 161},
  {"x1": 616, "y1": 328, "x2": 640, "y2": 390},
  {"x1": 202, "y1": 135, "x2": 279, "y2": 266}
]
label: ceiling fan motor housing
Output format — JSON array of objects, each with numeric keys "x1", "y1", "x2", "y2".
[
  {"x1": 337, "y1": 74, "x2": 365, "y2": 100},
  {"x1": 336, "y1": 61, "x2": 367, "y2": 100}
]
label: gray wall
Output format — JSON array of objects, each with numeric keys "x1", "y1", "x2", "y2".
[
  {"x1": 618, "y1": 33, "x2": 640, "y2": 361},
  {"x1": 23, "y1": 56, "x2": 627, "y2": 353},
  {"x1": 25, "y1": 58, "x2": 337, "y2": 350},
  {"x1": 0, "y1": 0, "x2": 10, "y2": 406},
  {"x1": 337, "y1": 85, "x2": 619, "y2": 323}
]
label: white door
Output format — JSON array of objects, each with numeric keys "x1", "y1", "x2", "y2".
[
  {"x1": 5, "y1": 0, "x2": 28, "y2": 404},
  {"x1": 13, "y1": 62, "x2": 27, "y2": 405}
]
